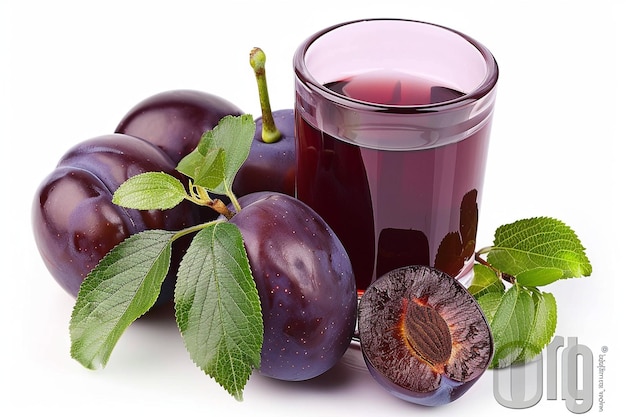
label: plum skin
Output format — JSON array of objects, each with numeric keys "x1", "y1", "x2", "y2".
[
  {"x1": 233, "y1": 109, "x2": 296, "y2": 197},
  {"x1": 229, "y1": 192, "x2": 357, "y2": 381},
  {"x1": 115, "y1": 89, "x2": 244, "y2": 163},
  {"x1": 32, "y1": 133, "x2": 196, "y2": 305},
  {"x1": 363, "y1": 357, "x2": 473, "y2": 406}
]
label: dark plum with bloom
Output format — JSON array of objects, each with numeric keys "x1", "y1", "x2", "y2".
[{"x1": 230, "y1": 192, "x2": 357, "y2": 381}]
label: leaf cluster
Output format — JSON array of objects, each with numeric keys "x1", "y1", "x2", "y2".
[
  {"x1": 468, "y1": 217, "x2": 592, "y2": 368},
  {"x1": 69, "y1": 115, "x2": 262, "y2": 400}
]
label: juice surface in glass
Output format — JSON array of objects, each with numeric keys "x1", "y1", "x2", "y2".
[{"x1": 294, "y1": 19, "x2": 498, "y2": 293}]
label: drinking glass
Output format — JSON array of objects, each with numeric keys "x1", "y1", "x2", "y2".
[{"x1": 294, "y1": 18, "x2": 498, "y2": 293}]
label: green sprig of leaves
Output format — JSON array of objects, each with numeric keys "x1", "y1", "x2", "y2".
[
  {"x1": 69, "y1": 115, "x2": 262, "y2": 401},
  {"x1": 468, "y1": 217, "x2": 592, "y2": 368}
]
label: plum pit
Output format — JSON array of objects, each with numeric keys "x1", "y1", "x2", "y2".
[{"x1": 401, "y1": 297, "x2": 452, "y2": 374}]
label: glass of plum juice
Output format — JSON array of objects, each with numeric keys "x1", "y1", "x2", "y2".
[{"x1": 293, "y1": 19, "x2": 499, "y2": 294}]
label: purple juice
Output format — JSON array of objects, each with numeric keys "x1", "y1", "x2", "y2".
[{"x1": 295, "y1": 71, "x2": 492, "y2": 293}]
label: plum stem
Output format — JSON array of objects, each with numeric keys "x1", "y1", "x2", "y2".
[
  {"x1": 225, "y1": 188, "x2": 242, "y2": 214},
  {"x1": 188, "y1": 182, "x2": 236, "y2": 219},
  {"x1": 250, "y1": 47, "x2": 282, "y2": 144},
  {"x1": 173, "y1": 218, "x2": 227, "y2": 241},
  {"x1": 474, "y1": 251, "x2": 516, "y2": 284},
  {"x1": 476, "y1": 246, "x2": 494, "y2": 256},
  {"x1": 207, "y1": 198, "x2": 236, "y2": 220}
]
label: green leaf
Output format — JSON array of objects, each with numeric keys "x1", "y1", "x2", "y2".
[
  {"x1": 481, "y1": 285, "x2": 557, "y2": 368},
  {"x1": 174, "y1": 222, "x2": 262, "y2": 401},
  {"x1": 70, "y1": 230, "x2": 176, "y2": 369},
  {"x1": 468, "y1": 263, "x2": 505, "y2": 299},
  {"x1": 476, "y1": 291, "x2": 503, "y2": 324},
  {"x1": 517, "y1": 267, "x2": 564, "y2": 287},
  {"x1": 486, "y1": 284, "x2": 535, "y2": 368},
  {"x1": 112, "y1": 172, "x2": 187, "y2": 210},
  {"x1": 517, "y1": 290, "x2": 557, "y2": 363},
  {"x1": 176, "y1": 114, "x2": 255, "y2": 195},
  {"x1": 177, "y1": 147, "x2": 227, "y2": 190},
  {"x1": 487, "y1": 217, "x2": 592, "y2": 281}
]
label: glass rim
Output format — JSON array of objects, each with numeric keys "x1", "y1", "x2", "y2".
[{"x1": 293, "y1": 18, "x2": 499, "y2": 113}]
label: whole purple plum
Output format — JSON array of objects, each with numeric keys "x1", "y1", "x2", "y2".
[
  {"x1": 229, "y1": 192, "x2": 357, "y2": 381},
  {"x1": 115, "y1": 89, "x2": 244, "y2": 163},
  {"x1": 32, "y1": 133, "x2": 196, "y2": 305}
]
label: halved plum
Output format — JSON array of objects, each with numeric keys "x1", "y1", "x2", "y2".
[{"x1": 358, "y1": 265, "x2": 493, "y2": 406}]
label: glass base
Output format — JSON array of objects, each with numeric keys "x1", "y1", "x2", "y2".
[
  {"x1": 456, "y1": 261, "x2": 476, "y2": 287},
  {"x1": 341, "y1": 339, "x2": 370, "y2": 373}
]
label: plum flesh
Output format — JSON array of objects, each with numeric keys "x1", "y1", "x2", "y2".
[
  {"x1": 230, "y1": 192, "x2": 357, "y2": 381},
  {"x1": 358, "y1": 265, "x2": 493, "y2": 406}
]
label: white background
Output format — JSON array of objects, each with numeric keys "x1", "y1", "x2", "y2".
[{"x1": 1, "y1": 0, "x2": 623, "y2": 415}]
